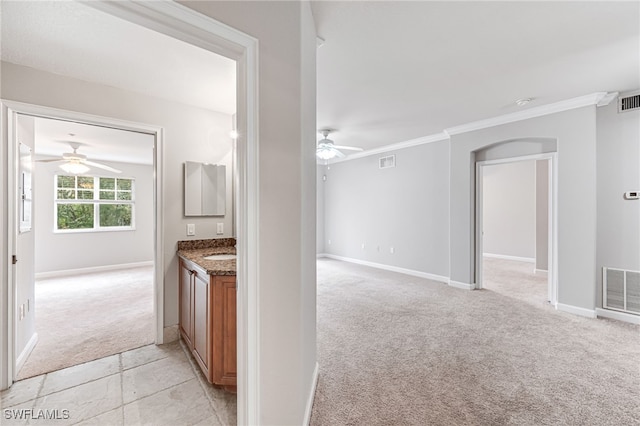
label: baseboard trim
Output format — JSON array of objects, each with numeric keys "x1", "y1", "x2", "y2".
[
  {"x1": 483, "y1": 253, "x2": 535, "y2": 263},
  {"x1": 557, "y1": 303, "x2": 596, "y2": 318},
  {"x1": 448, "y1": 280, "x2": 475, "y2": 290},
  {"x1": 595, "y1": 308, "x2": 640, "y2": 325},
  {"x1": 534, "y1": 269, "x2": 548, "y2": 276},
  {"x1": 36, "y1": 261, "x2": 154, "y2": 279},
  {"x1": 16, "y1": 333, "x2": 38, "y2": 374},
  {"x1": 319, "y1": 254, "x2": 449, "y2": 284},
  {"x1": 304, "y1": 362, "x2": 319, "y2": 425}
]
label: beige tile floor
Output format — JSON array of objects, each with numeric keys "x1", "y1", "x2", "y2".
[{"x1": 0, "y1": 341, "x2": 236, "y2": 425}]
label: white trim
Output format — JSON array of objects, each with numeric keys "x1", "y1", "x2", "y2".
[
  {"x1": 35, "y1": 261, "x2": 154, "y2": 280},
  {"x1": 475, "y1": 152, "x2": 558, "y2": 307},
  {"x1": 483, "y1": 253, "x2": 535, "y2": 264},
  {"x1": 321, "y1": 254, "x2": 449, "y2": 284},
  {"x1": 595, "y1": 308, "x2": 640, "y2": 325},
  {"x1": 534, "y1": 269, "x2": 548, "y2": 276},
  {"x1": 446, "y1": 92, "x2": 608, "y2": 135},
  {"x1": 1, "y1": 101, "x2": 165, "y2": 389},
  {"x1": 476, "y1": 153, "x2": 556, "y2": 167},
  {"x1": 82, "y1": 3, "x2": 260, "y2": 424},
  {"x1": 329, "y1": 132, "x2": 449, "y2": 164},
  {"x1": 475, "y1": 160, "x2": 483, "y2": 289},
  {"x1": 557, "y1": 303, "x2": 596, "y2": 318},
  {"x1": 15, "y1": 333, "x2": 38, "y2": 374},
  {"x1": 329, "y1": 92, "x2": 613, "y2": 165},
  {"x1": 448, "y1": 280, "x2": 476, "y2": 290},
  {"x1": 597, "y1": 92, "x2": 618, "y2": 107},
  {"x1": 303, "y1": 362, "x2": 320, "y2": 426}
]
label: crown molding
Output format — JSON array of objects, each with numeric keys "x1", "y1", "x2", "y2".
[
  {"x1": 327, "y1": 131, "x2": 449, "y2": 164},
  {"x1": 597, "y1": 92, "x2": 618, "y2": 107},
  {"x1": 446, "y1": 92, "x2": 608, "y2": 136},
  {"x1": 322, "y1": 92, "x2": 614, "y2": 165}
]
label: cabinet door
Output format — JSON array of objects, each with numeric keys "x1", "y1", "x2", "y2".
[
  {"x1": 213, "y1": 275, "x2": 237, "y2": 386},
  {"x1": 192, "y1": 270, "x2": 211, "y2": 377},
  {"x1": 178, "y1": 260, "x2": 193, "y2": 348}
]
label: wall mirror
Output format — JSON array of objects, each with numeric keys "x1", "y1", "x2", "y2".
[{"x1": 184, "y1": 161, "x2": 226, "y2": 216}]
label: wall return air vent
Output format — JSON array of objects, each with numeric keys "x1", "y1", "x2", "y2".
[
  {"x1": 603, "y1": 267, "x2": 640, "y2": 316},
  {"x1": 379, "y1": 155, "x2": 395, "y2": 169},
  {"x1": 618, "y1": 92, "x2": 640, "y2": 113}
]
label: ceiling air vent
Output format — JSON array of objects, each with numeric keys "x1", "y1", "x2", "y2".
[
  {"x1": 619, "y1": 92, "x2": 640, "y2": 113},
  {"x1": 379, "y1": 155, "x2": 395, "y2": 169}
]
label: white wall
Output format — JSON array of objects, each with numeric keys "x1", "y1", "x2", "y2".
[
  {"x1": 482, "y1": 160, "x2": 535, "y2": 260},
  {"x1": 178, "y1": 2, "x2": 318, "y2": 424},
  {"x1": 322, "y1": 140, "x2": 450, "y2": 278},
  {"x1": 15, "y1": 115, "x2": 36, "y2": 366},
  {"x1": 596, "y1": 99, "x2": 640, "y2": 307},
  {"x1": 33, "y1": 158, "x2": 154, "y2": 274},
  {"x1": 535, "y1": 159, "x2": 549, "y2": 271},
  {"x1": 317, "y1": 165, "x2": 325, "y2": 253},
  {"x1": 0, "y1": 61, "x2": 234, "y2": 330}
]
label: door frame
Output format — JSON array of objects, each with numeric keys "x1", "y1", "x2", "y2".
[
  {"x1": 2, "y1": 100, "x2": 164, "y2": 374},
  {"x1": 1, "y1": 2, "x2": 260, "y2": 424},
  {"x1": 475, "y1": 152, "x2": 558, "y2": 306}
]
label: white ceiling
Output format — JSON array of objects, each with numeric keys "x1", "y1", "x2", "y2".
[
  {"x1": 1, "y1": 1, "x2": 236, "y2": 114},
  {"x1": 33, "y1": 117, "x2": 155, "y2": 166},
  {"x1": 2, "y1": 1, "x2": 638, "y2": 159},
  {"x1": 312, "y1": 1, "x2": 640, "y2": 152},
  {"x1": 1, "y1": 0, "x2": 235, "y2": 164}
]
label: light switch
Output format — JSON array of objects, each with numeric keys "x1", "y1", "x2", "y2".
[
  {"x1": 217, "y1": 223, "x2": 224, "y2": 235},
  {"x1": 624, "y1": 191, "x2": 639, "y2": 200},
  {"x1": 187, "y1": 224, "x2": 195, "y2": 236}
]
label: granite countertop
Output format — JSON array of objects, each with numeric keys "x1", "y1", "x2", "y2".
[{"x1": 177, "y1": 238, "x2": 236, "y2": 276}]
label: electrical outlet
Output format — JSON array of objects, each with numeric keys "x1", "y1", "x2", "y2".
[
  {"x1": 390, "y1": 247, "x2": 395, "y2": 254},
  {"x1": 217, "y1": 223, "x2": 224, "y2": 235},
  {"x1": 361, "y1": 243, "x2": 366, "y2": 250},
  {"x1": 187, "y1": 224, "x2": 195, "y2": 236},
  {"x1": 328, "y1": 239, "x2": 331, "y2": 245}
]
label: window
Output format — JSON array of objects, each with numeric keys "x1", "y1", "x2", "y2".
[{"x1": 55, "y1": 175, "x2": 135, "y2": 231}]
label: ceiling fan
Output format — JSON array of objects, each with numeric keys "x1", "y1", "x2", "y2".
[
  {"x1": 316, "y1": 130, "x2": 363, "y2": 160},
  {"x1": 36, "y1": 142, "x2": 122, "y2": 174}
]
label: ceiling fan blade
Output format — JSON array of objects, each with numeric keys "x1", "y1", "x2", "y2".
[
  {"x1": 84, "y1": 160, "x2": 122, "y2": 174},
  {"x1": 36, "y1": 158, "x2": 64, "y2": 163},
  {"x1": 333, "y1": 145, "x2": 363, "y2": 152},
  {"x1": 333, "y1": 149, "x2": 346, "y2": 158}
]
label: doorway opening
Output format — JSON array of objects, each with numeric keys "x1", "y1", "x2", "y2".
[
  {"x1": 14, "y1": 115, "x2": 156, "y2": 379},
  {"x1": 4, "y1": 104, "x2": 165, "y2": 383},
  {"x1": 475, "y1": 153, "x2": 558, "y2": 307}
]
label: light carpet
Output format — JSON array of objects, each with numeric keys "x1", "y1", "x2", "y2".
[
  {"x1": 17, "y1": 266, "x2": 155, "y2": 380},
  {"x1": 311, "y1": 258, "x2": 640, "y2": 425}
]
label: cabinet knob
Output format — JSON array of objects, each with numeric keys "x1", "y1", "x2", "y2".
[{"x1": 189, "y1": 269, "x2": 196, "y2": 276}]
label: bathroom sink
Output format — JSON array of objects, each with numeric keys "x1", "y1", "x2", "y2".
[{"x1": 203, "y1": 254, "x2": 236, "y2": 261}]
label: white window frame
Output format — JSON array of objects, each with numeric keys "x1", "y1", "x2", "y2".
[{"x1": 54, "y1": 174, "x2": 136, "y2": 233}]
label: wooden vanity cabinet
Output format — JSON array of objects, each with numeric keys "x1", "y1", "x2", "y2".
[{"x1": 179, "y1": 257, "x2": 236, "y2": 389}]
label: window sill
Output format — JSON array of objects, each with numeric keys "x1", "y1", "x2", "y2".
[{"x1": 53, "y1": 227, "x2": 136, "y2": 234}]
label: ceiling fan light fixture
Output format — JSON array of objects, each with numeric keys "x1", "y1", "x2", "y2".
[
  {"x1": 59, "y1": 161, "x2": 90, "y2": 174},
  {"x1": 316, "y1": 147, "x2": 337, "y2": 160}
]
